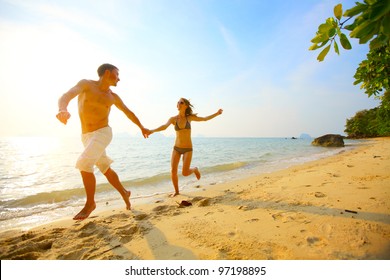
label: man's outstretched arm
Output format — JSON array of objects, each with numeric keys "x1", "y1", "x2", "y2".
[
  {"x1": 56, "y1": 80, "x2": 84, "y2": 124},
  {"x1": 113, "y1": 93, "x2": 150, "y2": 137}
]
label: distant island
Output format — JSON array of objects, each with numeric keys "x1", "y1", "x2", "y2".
[{"x1": 299, "y1": 133, "x2": 312, "y2": 139}]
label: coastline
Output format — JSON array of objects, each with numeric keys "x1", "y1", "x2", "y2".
[{"x1": 0, "y1": 137, "x2": 389, "y2": 259}]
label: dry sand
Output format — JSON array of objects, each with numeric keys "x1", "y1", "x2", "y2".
[{"x1": 1, "y1": 137, "x2": 389, "y2": 260}]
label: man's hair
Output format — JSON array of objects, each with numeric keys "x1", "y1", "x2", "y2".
[{"x1": 97, "y1": 63, "x2": 118, "y2": 77}]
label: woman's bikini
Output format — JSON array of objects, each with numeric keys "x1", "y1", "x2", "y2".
[{"x1": 174, "y1": 117, "x2": 193, "y2": 155}]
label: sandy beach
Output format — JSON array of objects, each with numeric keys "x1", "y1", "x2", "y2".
[{"x1": 1, "y1": 137, "x2": 389, "y2": 260}]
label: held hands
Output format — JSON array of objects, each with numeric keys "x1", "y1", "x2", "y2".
[
  {"x1": 56, "y1": 111, "x2": 71, "y2": 125},
  {"x1": 141, "y1": 127, "x2": 151, "y2": 139}
]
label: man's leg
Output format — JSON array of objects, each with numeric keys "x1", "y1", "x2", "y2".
[
  {"x1": 104, "y1": 168, "x2": 131, "y2": 210},
  {"x1": 73, "y1": 171, "x2": 97, "y2": 220}
]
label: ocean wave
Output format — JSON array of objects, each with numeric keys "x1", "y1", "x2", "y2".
[
  {"x1": 0, "y1": 204, "x2": 62, "y2": 221},
  {"x1": 1, "y1": 188, "x2": 85, "y2": 208},
  {"x1": 202, "y1": 161, "x2": 249, "y2": 173},
  {"x1": 1, "y1": 161, "x2": 250, "y2": 209}
]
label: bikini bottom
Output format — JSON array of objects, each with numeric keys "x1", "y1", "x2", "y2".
[{"x1": 173, "y1": 146, "x2": 193, "y2": 155}]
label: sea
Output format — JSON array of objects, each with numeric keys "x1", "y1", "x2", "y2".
[{"x1": 0, "y1": 135, "x2": 364, "y2": 232}]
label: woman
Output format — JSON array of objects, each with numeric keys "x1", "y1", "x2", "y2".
[{"x1": 149, "y1": 98, "x2": 223, "y2": 196}]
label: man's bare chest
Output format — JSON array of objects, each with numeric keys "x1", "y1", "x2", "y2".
[{"x1": 79, "y1": 90, "x2": 115, "y2": 108}]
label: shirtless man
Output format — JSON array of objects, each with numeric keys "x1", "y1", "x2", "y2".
[{"x1": 56, "y1": 63, "x2": 149, "y2": 220}]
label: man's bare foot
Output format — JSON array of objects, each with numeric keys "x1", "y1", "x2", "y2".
[
  {"x1": 73, "y1": 203, "x2": 96, "y2": 220},
  {"x1": 123, "y1": 190, "x2": 131, "y2": 210},
  {"x1": 194, "y1": 167, "x2": 201, "y2": 180}
]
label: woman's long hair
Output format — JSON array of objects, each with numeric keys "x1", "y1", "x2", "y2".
[{"x1": 181, "y1": 98, "x2": 197, "y2": 116}]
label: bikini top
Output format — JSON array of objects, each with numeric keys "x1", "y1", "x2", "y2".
[{"x1": 175, "y1": 117, "x2": 191, "y2": 131}]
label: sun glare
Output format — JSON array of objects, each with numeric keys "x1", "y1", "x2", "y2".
[{"x1": 10, "y1": 137, "x2": 61, "y2": 157}]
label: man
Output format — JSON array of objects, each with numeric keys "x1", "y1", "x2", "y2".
[{"x1": 56, "y1": 63, "x2": 149, "y2": 220}]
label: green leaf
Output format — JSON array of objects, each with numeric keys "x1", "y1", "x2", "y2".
[
  {"x1": 309, "y1": 40, "x2": 329, "y2": 51},
  {"x1": 309, "y1": 43, "x2": 319, "y2": 51},
  {"x1": 363, "y1": 21, "x2": 380, "y2": 43},
  {"x1": 334, "y1": 41, "x2": 340, "y2": 55},
  {"x1": 344, "y1": 22, "x2": 358, "y2": 31},
  {"x1": 311, "y1": 34, "x2": 322, "y2": 44},
  {"x1": 376, "y1": 66, "x2": 385, "y2": 73},
  {"x1": 328, "y1": 27, "x2": 337, "y2": 37},
  {"x1": 311, "y1": 32, "x2": 329, "y2": 44},
  {"x1": 326, "y1": 17, "x2": 337, "y2": 27},
  {"x1": 350, "y1": 20, "x2": 377, "y2": 39},
  {"x1": 382, "y1": 13, "x2": 390, "y2": 37},
  {"x1": 353, "y1": 80, "x2": 361, "y2": 86},
  {"x1": 369, "y1": 1, "x2": 390, "y2": 22},
  {"x1": 369, "y1": 35, "x2": 387, "y2": 50},
  {"x1": 344, "y1": 3, "x2": 366, "y2": 17},
  {"x1": 336, "y1": 25, "x2": 342, "y2": 37},
  {"x1": 364, "y1": 0, "x2": 376, "y2": 6},
  {"x1": 358, "y1": 22, "x2": 379, "y2": 44},
  {"x1": 340, "y1": 33, "x2": 352, "y2": 49},
  {"x1": 317, "y1": 44, "x2": 331, "y2": 61},
  {"x1": 334, "y1": 4, "x2": 343, "y2": 20},
  {"x1": 318, "y1": 22, "x2": 333, "y2": 33},
  {"x1": 369, "y1": 38, "x2": 380, "y2": 50}
]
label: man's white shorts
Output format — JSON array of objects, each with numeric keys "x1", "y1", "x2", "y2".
[{"x1": 76, "y1": 126, "x2": 113, "y2": 173}]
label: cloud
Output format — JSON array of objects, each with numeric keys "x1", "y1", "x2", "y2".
[
  {"x1": 3, "y1": 0, "x2": 121, "y2": 38},
  {"x1": 216, "y1": 21, "x2": 242, "y2": 61}
]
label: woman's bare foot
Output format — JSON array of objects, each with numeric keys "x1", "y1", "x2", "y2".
[
  {"x1": 194, "y1": 167, "x2": 201, "y2": 180},
  {"x1": 123, "y1": 190, "x2": 131, "y2": 210},
  {"x1": 170, "y1": 192, "x2": 180, "y2": 197},
  {"x1": 73, "y1": 203, "x2": 96, "y2": 220}
]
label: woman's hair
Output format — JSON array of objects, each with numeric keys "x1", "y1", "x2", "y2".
[{"x1": 181, "y1": 98, "x2": 197, "y2": 116}]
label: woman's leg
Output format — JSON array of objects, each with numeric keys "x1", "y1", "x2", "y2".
[
  {"x1": 182, "y1": 151, "x2": 201, "y2": 180},
  {"x1": 171, "y1": 149, "x2": 181, "y2": 196}
]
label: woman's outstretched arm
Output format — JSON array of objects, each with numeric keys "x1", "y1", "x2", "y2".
[
  {"x1": 149, "y1": 117, "x2": 175, "y2": 134},
  {"x1": 191, "y1": 109, "x2": 223, "y2": 122}
]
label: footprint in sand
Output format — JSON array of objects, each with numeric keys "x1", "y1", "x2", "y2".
[
  {"x1": 116, "y1": 224, "x2": 139, "y2": 235},
  {"x1": 152, "y1": 205, "x2": 175, "y2": 214},
  {"x1": 314, "y1": 192, "x2": 327, "y2": 198},
  {"x1": 245, "y1": 218, "x2": 259, "y2": 223},
  {"x1": 320, "y1": 223, "x2": 333, "y2": 237},
  {"x1": 116, "y1": 226, "x2": 139, "y2": 243},
  {"x1": 197, "y1": 198, "x2": 213, "y2": 207},
  {"x1": 134, "y1": 213, "x2": 148, "y2": 221},
  {"x1": 306, "y1": 236, "x2": 321, "y2": 245},
  {"x1": 191, "y1": 196, "x2": 206, "y2": 202},
  {"x1": 238, "y1": 204, "x2": 257, "y2": 211},
  {"x1": 272, "y1": 212, "x2": 308, "y2": 223},
  {"x1": 106, "y1": 213, "x2": 129, "y2": 220},
  {"x1": 272, "y1": 212, "x2": 285, "y2": 221},
  {"x1": 77, "y1": 222, "x2": 98, "y2": 237}
]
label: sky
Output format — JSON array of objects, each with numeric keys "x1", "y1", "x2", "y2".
[{"x1": 0, "y1": 0, "x2": 380, "y2": 138}]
